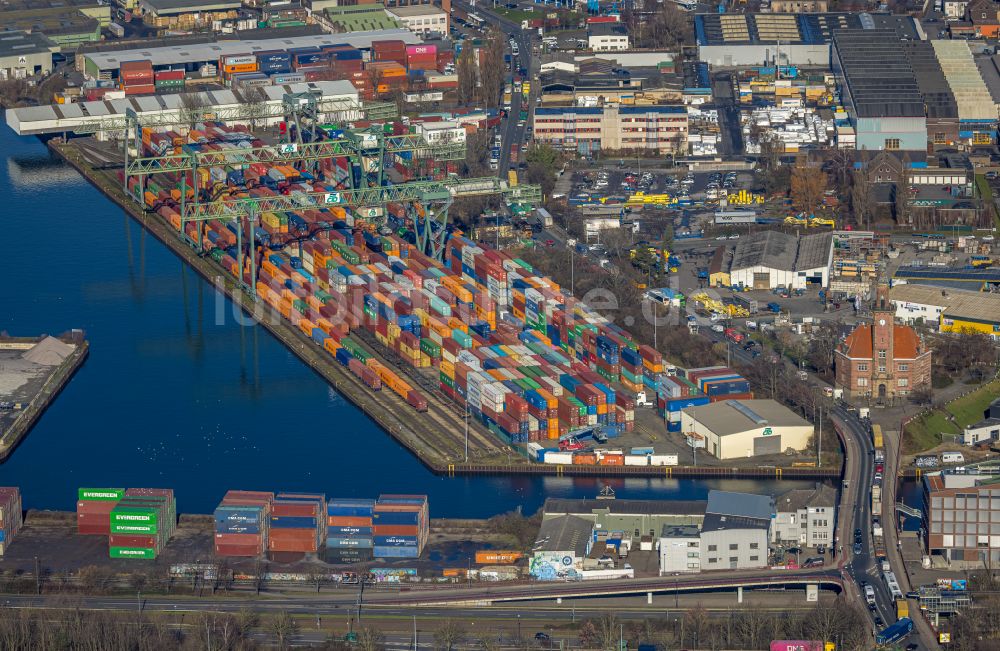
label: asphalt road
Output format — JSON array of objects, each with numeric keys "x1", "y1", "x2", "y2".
[{"x1": 451, "y1": 0, "x2": 535, "y2": 177}]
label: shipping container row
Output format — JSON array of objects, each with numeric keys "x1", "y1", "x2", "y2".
[{"x1": 77, "y1": 487, "x2": 177, "y2": 559}]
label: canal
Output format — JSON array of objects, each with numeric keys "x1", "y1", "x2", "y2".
[{"x1": 1, "y1": 124, "x2": 819, "y2": 516}]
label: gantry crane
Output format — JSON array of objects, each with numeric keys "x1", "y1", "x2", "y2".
[{"x1": 179, "y1": 177, "x2": 541, "y2": 295}]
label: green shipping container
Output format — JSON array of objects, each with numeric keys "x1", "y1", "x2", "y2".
[
  {"x1": 420, "y1": 338, "x2": 441, "y2": 357},
  {"x1": 111, "y1": 507, "x2": 159, "y2": 525},
  {"x1": 111, "y1": 522, "x2": 158, "y2": 535},
  {"x1": 79, "y1": 488, "x2": 125, "y2": 501},
  {"x1": 440, "y1": 373, "x2": 455, "y2": 388},
  {"x1": 110, "y1": 547, "x2": 156, "y2": 559}
]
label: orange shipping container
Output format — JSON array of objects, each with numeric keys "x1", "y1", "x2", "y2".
[{"x1": 224, "y1": 63, "x2": 258, "y2": 74}]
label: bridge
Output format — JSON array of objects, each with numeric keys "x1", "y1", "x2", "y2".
[
  {"x1": 895, "y1": 502, "x2": 922, "y2": 518},
  {"x1": 371, "y1": 571, "x2": 845, "y2": 607}
]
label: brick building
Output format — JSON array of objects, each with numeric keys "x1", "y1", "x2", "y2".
[
  {"x1": 834, "y1": 282, "x2": 932, "y2": 401},
  {"x1": 923, "y1": 473, "x2": 1000, "y2": 566}
]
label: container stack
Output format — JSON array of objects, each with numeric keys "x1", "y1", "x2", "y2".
[
  {"x1": 406, "y1": 45, "x2": 438, "y2": 71},
  {"x1": 685, "y1": 367, "x2": 753, "y2": 402},
  {"x1": 77, "y1": 488, "x2": 124, "y2": 535},
  {"x1": 324, "y1": 498, "x2": 375, "y2": 564},
  {"x1": 109, "y1": 489, "x2": 176, "y2": 559},
  {"x1": 120, "y1": 60, "x2": 154, "y2": 95},
  {"x1": 0, "y1": 487, "x2": 23, "y2": 556},
  {"x1": 153, "y1": 69, "x2": 185, "y2": 92},
  {"x1": 371, "y1": 39, "x2": 407, "y2": 66},
  {"x1": 214, "y1": 490, "x2": 273, "y2": 558},
  {"x1": 268, "y1": 492, "x2": 325, "y2": 556},
  {"x1": 372, "y1": 494, "x2": 428, "y2": 559}
]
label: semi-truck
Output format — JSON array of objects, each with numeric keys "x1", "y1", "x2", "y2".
[{"x1": 875, "y1": 618, "x2": 913, "y2": 646}]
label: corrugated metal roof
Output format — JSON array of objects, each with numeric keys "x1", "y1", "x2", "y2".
[
  {"x1": 931, "y1": 40, "x2": 997, "y2": 122},
  {"x1": 833, "y1": 30, "x2": 925, "y2": 118},
  {"x1": 85, "y1": 29, "x2": 420, "y2": 70}
]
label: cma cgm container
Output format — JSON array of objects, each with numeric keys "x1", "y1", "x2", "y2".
[
  {"x1": 373, "y1": 494, "x2": 428, "y2": 558},
  {"x1": 77, "y1": 488, "x2": 124, "y2": 535},
  {"x1": 215, "y1": 490, "x2": 273, "y2": 557},
  {"x1": 0, "y1": 487, "x2": 23, "y2": 555}
]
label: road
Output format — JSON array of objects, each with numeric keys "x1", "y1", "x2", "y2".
[
  {"x1": 451, "y1": 0, "x2": 535, "y2": 177},
  {"x1": 710, "y1": 72, "x2": 743, "y2": 156},
  {"x1": 833, "y1": 406, "x2": 939, "y2": 651}
]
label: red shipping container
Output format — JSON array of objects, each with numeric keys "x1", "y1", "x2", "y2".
[
  {"x1": 215, "y1": 543, "x2": 263, "y2": 557},
  {"x1": 124, "y1": 84, "x2": 155, "y2": 95},
  {"x1": 271, "y1": 502, "x2": 319, "y2": 517},
  {"x1": 215, "y1": 532, "x2": 264, "y2": 545},
  {"x1": 110, "y1": 534, "x2": 157, "y2": 548},
  {"x1": 373, "y1": 524, "x2": 420, "y2": 536},
  {"x1": 77, "y1": 525, "x2": 108, "y2": 535}
]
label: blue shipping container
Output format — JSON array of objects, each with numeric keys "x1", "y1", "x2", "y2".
[
  {"x1": 270, "y1": 516, "x2": 318, "y2": 529},
  {"x1": 374, "y1": 535, "x2": 419, "y2": 547},
  {"x1": 374, "y1": 545, "x2": 420, "y2": 558}
]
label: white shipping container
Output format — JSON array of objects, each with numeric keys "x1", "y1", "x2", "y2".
[
  {"x1": 544, "y1": 452, "x2": 574, "y2": 464},
  {"x1": 650, "y1": 454, "x2": 679, "y2": 466},
  {"x1": 624, "y1": 455, "x2": 649, "y2": 466}
]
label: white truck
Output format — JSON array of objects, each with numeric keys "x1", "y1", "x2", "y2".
[{"x1": 864, "y1": 584, "x2": 876, "y2": 604}]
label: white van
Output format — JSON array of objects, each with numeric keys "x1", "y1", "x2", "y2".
[
  {"x1": 941, "y1": 452, "x2": 965, "y2": 464},
  {"x1": 864, "y1": 584, "x2": 876, "y2": 604}
]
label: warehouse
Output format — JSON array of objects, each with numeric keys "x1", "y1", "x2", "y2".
[
  {"x1": 541, "y1": 498, "x2": 706, "y2": 538},
  {"x1": 680, "y1": 399, "x2": 815, "y2": 459},
  {"x1": 695, "y1": 13, "x2": 920, "y2": 68},
  {"x1": 532, "y1": 105, "x2": 688, "y2": 156},
  {"x1": 931, "y1": 40, "x2": 997, "y2": 146},
  {"x1": 0, "y1": 32, "x2": 60, "y2": 80},
  {"x1": 137, "y1": 0, "x2": 242, "y2": 29},
  {"x1": 891, "y1": 284, "x2": 1000, "y2": 337},
  {"x1": 385, "y1": 5, "x2": 448, "y2": 36},
  {"x1": 903, "y1": 41, "x2": 959, "y2": 148},
  {"x1": 6, "y1": 79, "x2": 361, "y2": 136},
  {"x1": 0, "y1": 2, "x2": 105, "y2": 49},
  {"x1": 728, "y1": 230, "x2": 834, "y2": 290},
  {"x1": 528, "y1": 514, "x2": 592, "y2": 580},
  {"x1": 832, "y1": 30, "x2": 928, "y2": 151},
  {"x1": 80, "y1": 29, "x2": 420, "y2": 80}
]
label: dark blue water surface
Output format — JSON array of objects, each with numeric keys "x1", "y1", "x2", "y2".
[{"x1": 1, "y1": 124, "x2": 815, "y2": 516}]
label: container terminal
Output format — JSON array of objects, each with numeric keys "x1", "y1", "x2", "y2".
[
  {"x1": 0, "y1": 333, "x2": 89, "y2": 462},
  {"x1": 40, "y1": 83, "x2": 834, "y2": 479}
]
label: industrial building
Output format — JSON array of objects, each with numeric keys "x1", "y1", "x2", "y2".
[
  {"x1": 384, "y1": 4, "x2": 448, "y2": 36},
  {"x1": 5, "y1": 80, "x2": 361, "y2": 137},
  {"x1": 0, "y1": 0, "x2": 107, "y2": 48},
  {"x1": 890, "y1": 283, "x2": 1000, "y2": 337},
  {"x1": 588, "y1": 23, "x2": 630, "y2": 52},
  {"x1": 931, "y1": 40, "x2": 997, "y2": 145},
  {"x1": 695, "y1": 13, "x2": 920, "y2": 68},
  {"x1": 679, "y1": 399, "x2": 815, "y2": 459},
  {"x1": 0, "y1": 32, "x2": 60, "y2": 81},
  {"x1": 835, "y1": 283, "x2": 933, "y2": 401},
  {"x1": 923, "y1": 473, "x2": 1000, "y2": 566},
  {"x1": 726, "y1": 230, "x2": 834, "y2": 290},
  {"x1": 80, "y1": 29, "x2": 420, "y2": 80},
  {"x1": 658, "y1": 525, "x2": 702, "y2": 574},
  {"x1": 772, "y1": 483, "x2": 837, "y2": 547},
  {"x1": 529, "y1": 514, "x2": 593, "y2": 580},
  {"x1": 136, "y1": 0, "x2": 242, "y2": 29},
  {"x1": 700, "y1": 491, "x2": 773, "y2": 570},
  {"x1": 831, "y1": 30, "x2": 927, "y2": 152},
  {"x1": 532, "y1": 105, "x2": 688, "y2": 156}
]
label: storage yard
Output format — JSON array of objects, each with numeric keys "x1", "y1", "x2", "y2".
[
  {"x1": 0, "y1": 335, "x2": 89, "y2": 462},
  {"x1": 48, "y1": 92, "x2": 834, "y2": 479}
]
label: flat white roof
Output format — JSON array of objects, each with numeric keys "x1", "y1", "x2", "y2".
[
  {"x1": 6, "y1": 80, "x2": 358, "y2": 135},
  {"x1": 85, "y1": 29, "x2": 421, "y2": 71}
]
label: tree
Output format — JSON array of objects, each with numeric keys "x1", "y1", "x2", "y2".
[
  {"x1": 580, "y1": 613, "x2": 620, "y2": 650},
  {"x1": 271, "y1": 610, "x2": 299, "y2": 650},
  {"x1": 896, "y1": 152, "x2": 912, "y2": 225},
  {"x1": 525, "y1": 143, "x2": 562, "y2": 199},
  {"x1": 433, "y1": 619, "x2": 467, "y2": 651},
  {"x1": 910, "y1": 385, "x2": 933, "y2": 406},
  {"x1": 357, "y1": 626, "x2": 385, "y2": 651},
  {"x1": 478, "y1": 28, "x2": 507, "y2": 109},
  {"x1": 456, "y1": 44, "x2": 478, "y2": 106},
  {"x1": 643, "y1": 2, "x2": 691, "y2": 49},
  {"x1": 790, "y1": 163, "x2": 827, "y2": 215},
  {"x1": 851, "y1": 167, "x2": 873, "y2": 229}
]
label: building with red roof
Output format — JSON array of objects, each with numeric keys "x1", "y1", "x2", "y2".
[{"x1": 834, "y1": 282, "x2": 932, "y2": 402}]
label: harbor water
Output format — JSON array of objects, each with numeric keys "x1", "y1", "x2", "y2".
[{"x1": 0, "y1": 123, "x2": 814, "y2": 516}]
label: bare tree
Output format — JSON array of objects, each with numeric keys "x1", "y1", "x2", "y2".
[
  {"x1": 433, "y1": 619, "x2": 467, "y2": 651},
  {"x1": 896, "y1": 151, "x2": 912, "y2": 225},
  {"x1": 456, "y1": 44, "x2": 478, "y2": 106},
  {"x1": 478, "y1": 28, "x2": 507, "y2": 109},
  {"x1": 357, "y1": 626, "x2": 385, "y2": 651},
  {"x1": 851, "y1": 167, "x2": 874, "y2": 229},
  {"x1": 271, "y1": 610, "x2": 299, "y2": 650}
]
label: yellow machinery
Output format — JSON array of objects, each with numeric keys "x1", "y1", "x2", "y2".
[
  {"x1": 784, "y1": 214, "x2": 809, "y2": 226},
  {"x1": 508, "y1": 170, "x2": 518, "y2": 187},
  {"x1": 625, "y1": 192, "x2": 677, "y2": 207},
  {"x1": 690, "y1": 292, "x2": 750, "y2": 318},
  {"x1": 726, "y1": 189, "x2": 763, "y2": 205},
  {"x1": 809, "y1": 216, "x2": 836, "y2": 227}
]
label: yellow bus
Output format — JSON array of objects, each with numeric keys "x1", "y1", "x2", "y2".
[
  {"x1": 508, "y1": 170, "x2": 517, "y2": 187},
  {"x1": 872, "y1": 423, "x2": 884, "y2": 450}
]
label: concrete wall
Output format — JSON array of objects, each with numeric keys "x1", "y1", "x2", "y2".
[
  {"x1": 698, "y1": 43, "x2": 829, "y2": 68},
  {"x1": 700, "y1": 527, "x2": 769, "y2": 569},
  {"x1": 855, "y1": 116, "x2": 928, "y2": 152},
  {"x1": 658, "y1": 536, "x2": 702, "y2": 574}
]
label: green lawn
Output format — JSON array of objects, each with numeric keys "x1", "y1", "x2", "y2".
[
  {"x1": 903, "y1": 379, "x2": 999, "y2": 453},
  {"x1": 491, "y1": 7, "x2": 539, "y2": 23},
  {"x1": 945, "y1": 379, "x2": 1000, "y2": 427}
]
